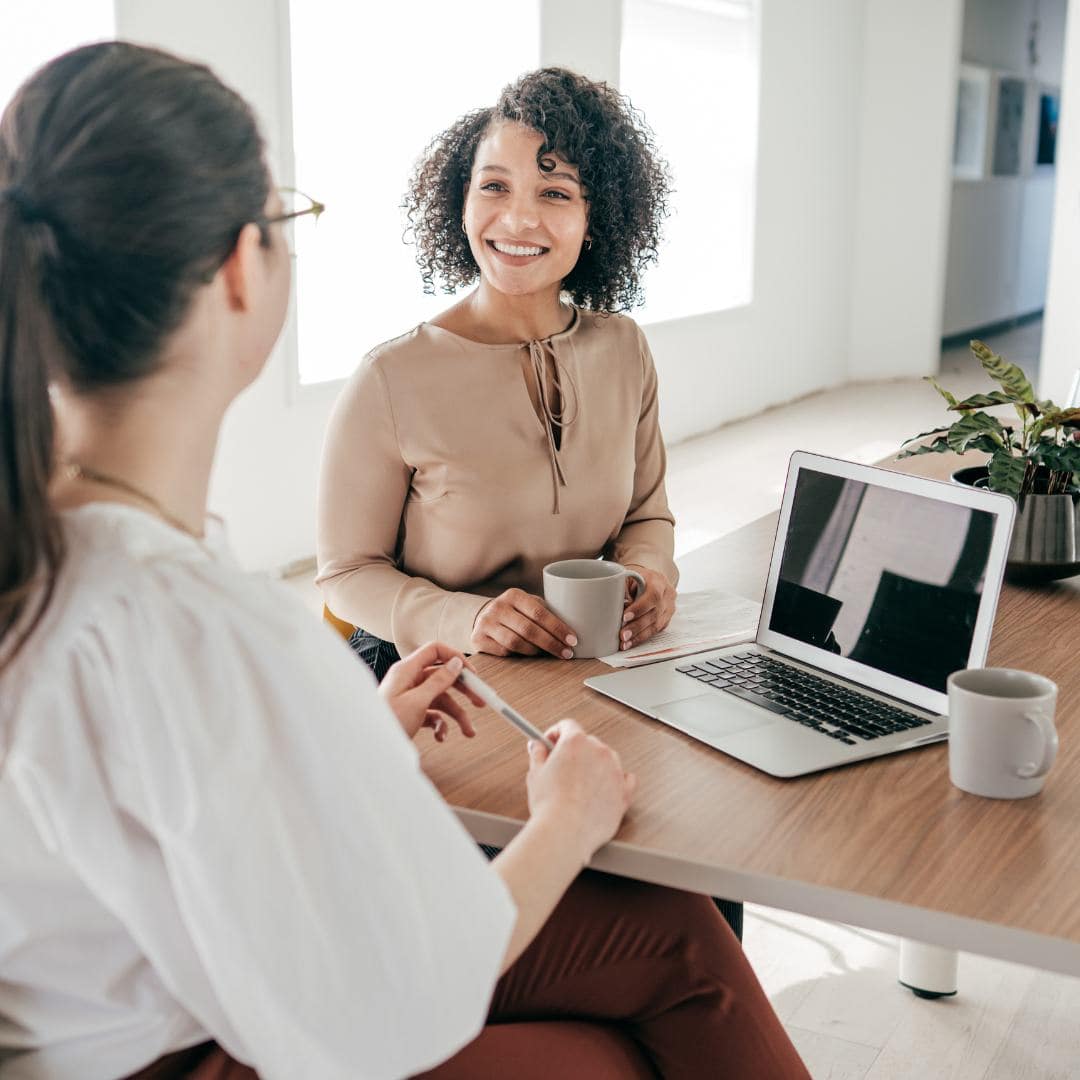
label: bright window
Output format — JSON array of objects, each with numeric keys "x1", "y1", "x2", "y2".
[
  {"x1": 289, "y1": 2, "x2": 540, "y2": 385},
  {"x1": 0, "y1": 2, "x2": 114, "y2": 118},
  {"x1": 620, "y1": 0, "x2": 759, "y2": 324}
]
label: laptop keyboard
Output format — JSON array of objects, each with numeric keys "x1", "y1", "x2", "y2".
[{"x1": 675, "y1": 649, "x2": 933, "y2": 746}]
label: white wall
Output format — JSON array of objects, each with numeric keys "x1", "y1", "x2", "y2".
[
  {"x1": 652, "y1": 0, "x2": 864, "y2": 439},
  {"x1": 657, "y1": 0, "x2": 964, "y2": 407},
  {"x1": 541, "y1": 0, "x2": 621, "y2": 84},
  {"x1": 941, "y1": 0, "x2": 1067, "y2": 336},
  {"x1": 847, "y1": 0, "x2": 963, "y2": 380},
  {"x1": 1041, "y1": 1, "x2": 1080, "y2": 402}
]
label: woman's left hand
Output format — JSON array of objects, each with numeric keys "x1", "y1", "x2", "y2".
[
  {"x1": 620, "y1": 566, "x2": 676, "y2": 650},
  {"x1": 379, "y1": 641, "x2": 485, "y2": 742}
]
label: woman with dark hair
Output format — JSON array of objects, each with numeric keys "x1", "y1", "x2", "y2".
[
  {"x1": 317, "y1": 68, "x2": 679, "y2": 677},
  {"x1": 0, "y1": 43, "x2": 808, "y2": 1079}
]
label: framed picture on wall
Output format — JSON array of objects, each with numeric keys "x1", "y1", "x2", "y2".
[
  {"x1": 953, "y1": 64, "x2": 991, "y2": 180},
  {"x1": 991, "y1": 75, "x2": 1026, "y2": 177},
  {"x1": 1037, "y1": 87, "x2": 1060, "y2": 168}
]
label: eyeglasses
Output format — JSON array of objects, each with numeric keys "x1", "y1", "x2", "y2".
[
  {"x1": 257, "y1": 187, "x2": 325, "y2": 259},
  {"x1": 259, "y1": 186, "x2": 326, "y2": 231},
  {"x1": 201, "y1": 188, "x2": 327, "y2": 282}
]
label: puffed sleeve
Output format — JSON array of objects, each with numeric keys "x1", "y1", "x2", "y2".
[
  {"x1": 606, "y1": 325, "x2": 679, "y2": 586},
  {"x1": 316, "y1": 354, "x2": 489, "y2": 651},
  {"x1": 12, "y1": 564, "x2": 514, "y2": 1079}
]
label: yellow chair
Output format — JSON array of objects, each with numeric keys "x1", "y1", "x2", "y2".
[
  {"x1": 322, "y1": 604, "x2": 355, "y2": 641},
  {"x1": 325, "y1": 606, "x2": 401, "y2": 680}
]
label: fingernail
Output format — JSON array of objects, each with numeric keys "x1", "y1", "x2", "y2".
[
  {"x1": 621, "y1": 629, "x2": 632, "y2": 641},
  {"x1": 622, "y1": 612, "x2": 633, "y2": 624},
  {"x1": 561, "y1": 649, "x2": 574, "y2": 660},
  {"x1": 565, "y1": 634, "x2": 578, "y2": 646},
  {"x1": 447, "y1": 656, "x2": 463, "y2": 674}
]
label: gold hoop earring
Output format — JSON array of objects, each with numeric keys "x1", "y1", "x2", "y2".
[
  {"x1": 584, "y1": 238, "x2": 593, "y2": 251},
  {"x1": 461, "y1": 222, "x2": 467, "y2": 234}
]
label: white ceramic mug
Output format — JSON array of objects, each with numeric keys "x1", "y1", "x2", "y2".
[
  {"x1": 947, "y1": 668, "x2": 1059, "y2": 799},
  {"x1": 542, "y1": 559, "x2": 647, "y2": 659}
]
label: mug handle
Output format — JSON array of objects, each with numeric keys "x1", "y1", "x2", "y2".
[
  {"x1": 623, "y1": 569, "x2": 647, "y2": 600},
  {"x1": 1017, "y1": 710, "x2": 1059, "y2": 779}
]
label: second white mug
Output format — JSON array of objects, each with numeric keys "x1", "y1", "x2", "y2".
[{"x1": 947, "y1": 667, "x2": 1059, "y2": 799}]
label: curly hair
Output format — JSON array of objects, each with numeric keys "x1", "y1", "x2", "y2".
[{"x1": 403, "y1": 68, "x2": 670, "y2": 313}]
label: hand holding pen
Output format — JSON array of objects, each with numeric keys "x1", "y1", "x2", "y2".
[
  {"x1": 382, "y1": 645, "x2": 634, "y2": 854},
  {"x1": 378, "y1": 643, "x2": 485, "y2": 742},
  {"x1": 457, "y1": 670, "x2": 636, "y2": 859}
]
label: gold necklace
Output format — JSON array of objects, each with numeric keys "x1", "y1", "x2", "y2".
[{"x1": 63, "y1": 462, "x2": 204, "y2": 540}]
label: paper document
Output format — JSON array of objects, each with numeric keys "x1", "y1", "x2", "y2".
[{"x1": 599, "y1": 589, "x2": 761, "y2": 668}]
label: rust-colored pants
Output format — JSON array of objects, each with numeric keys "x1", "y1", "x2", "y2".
[{"x1": 131, "y1": 872, "x2": 808, "y2": 1079}]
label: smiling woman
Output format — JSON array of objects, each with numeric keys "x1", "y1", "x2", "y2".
[
  {"x1": 405, "y1": 68, "x2": 669, "y2": 314},
  {"x1": 316, "y1": 68, "x2": 679, "y2": 676},
  {"x1": 465, "y1": 125, "x2": 590, "y2": 300}
]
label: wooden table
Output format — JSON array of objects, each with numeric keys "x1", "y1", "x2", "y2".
[{"x1": 419, "y1": 452, "x2": 1080, "y2": 977}]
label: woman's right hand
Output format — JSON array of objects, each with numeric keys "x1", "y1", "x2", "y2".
[
  {"x1": 471, "y1": 588, "x2": 579, "y2": 659},
  {"x1": 525, "y1": 719, "x2": 637, "y2": 864}
]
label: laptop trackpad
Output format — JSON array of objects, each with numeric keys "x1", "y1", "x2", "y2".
[{"x1": 655, "y1": 694, "x2": 774, "y2": 740}]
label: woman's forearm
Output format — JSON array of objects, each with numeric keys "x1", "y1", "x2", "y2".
[
  {"x1": 491, "y1": 811, "x2": 588, "y2": 974},
  {"x1": 318, "y1": 560, "x2": 488, "y2": 654}
]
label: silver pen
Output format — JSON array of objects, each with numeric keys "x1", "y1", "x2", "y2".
[{"x1": 457, "y1": 668, "x2": 556, "y2": 751}]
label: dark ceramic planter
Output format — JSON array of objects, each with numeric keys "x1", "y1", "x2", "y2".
[{"x1": 951, "y1": 465, "x2": 1080, "y2": 584}]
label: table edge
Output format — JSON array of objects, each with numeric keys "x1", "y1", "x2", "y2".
[{"x1": 456, "y1": 808, "x2": 1080, "y2": 979}]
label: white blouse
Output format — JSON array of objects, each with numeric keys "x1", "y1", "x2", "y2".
[{"x1": 0, "y1": 505, "x2": 514, "y2": 1080}]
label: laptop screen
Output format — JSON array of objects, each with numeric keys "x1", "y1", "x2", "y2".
[{"x1": 766, "y1": 467, "x2": 996, "y2": 693}]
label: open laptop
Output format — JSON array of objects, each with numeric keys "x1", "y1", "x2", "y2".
[{"x1": 586, "y1": 452, "x2": 1016, "y2": 778}]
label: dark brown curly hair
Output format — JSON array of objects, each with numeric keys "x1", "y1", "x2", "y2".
[{"x1": 403, "y1": 68, "x2": 670, "y2": 313}]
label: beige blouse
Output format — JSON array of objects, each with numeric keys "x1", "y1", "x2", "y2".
[{"x1": 316, "y1": 309, "x2": 677, "y2": 654}]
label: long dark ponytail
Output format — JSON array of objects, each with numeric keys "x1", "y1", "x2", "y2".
[{"x1": 0, "y1": 42, "x2": 271, "y2": 668}]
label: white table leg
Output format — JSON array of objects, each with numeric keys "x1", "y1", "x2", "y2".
[{"x1": 898, "y1": 938, "x2": 959, "y2": 998}]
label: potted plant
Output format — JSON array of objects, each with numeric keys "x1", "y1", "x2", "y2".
[{"x1": 899, "y1": 340, "x2": 1080, "y2": 582}]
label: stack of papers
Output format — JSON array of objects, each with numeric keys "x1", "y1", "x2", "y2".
[{"x1": 598, "y1": 589, "x2": 761, "y2": 668}]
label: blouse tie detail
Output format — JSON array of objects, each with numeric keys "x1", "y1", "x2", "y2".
[{"x1": 527, "y1": 336, "x2": 580, "y2": 514}]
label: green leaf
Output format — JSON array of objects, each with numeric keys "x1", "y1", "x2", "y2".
[
  {"x1": 987, "y1": 451, "x2": 1027, "y2": 500},
  {"x1": 900, "y1": 426, "x2": 952, "y2": 447},
  {"x1": 948, "y1": 391, "x2": 1014, "y2": 410},
  {"x1": 966, "y1": 434, "x2": 1004, "y2": 454},
  {"x1": 946, "y1": 412, "x2": 1006, "y2": 454},
  {"x1": 1033, "y1": 442, "x2": 1080, "y2": 474},
  {"x1": 1031, "y1": 407, "x2": 1080, "y2": 442},
  {"x1": 924, "y1": 375, "x2": 958, "y2": 408},
  {"x1": 897, "y1": 435, "x2": 951, "y2": 459},
  {"x1": 970, "y1": 340, "x2": 1035, "y2": 402},
  {"x1": 1042, "y1": 407, "x2": 1080, "y2": 426}
]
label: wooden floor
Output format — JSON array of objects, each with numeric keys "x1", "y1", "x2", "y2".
[
  {"x1": 289, "y1": 319, "x2": 1080, "y2": 1078},
  {"x1": 745, "y1": 905, "x2": 1080, "y2": 1079}
]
